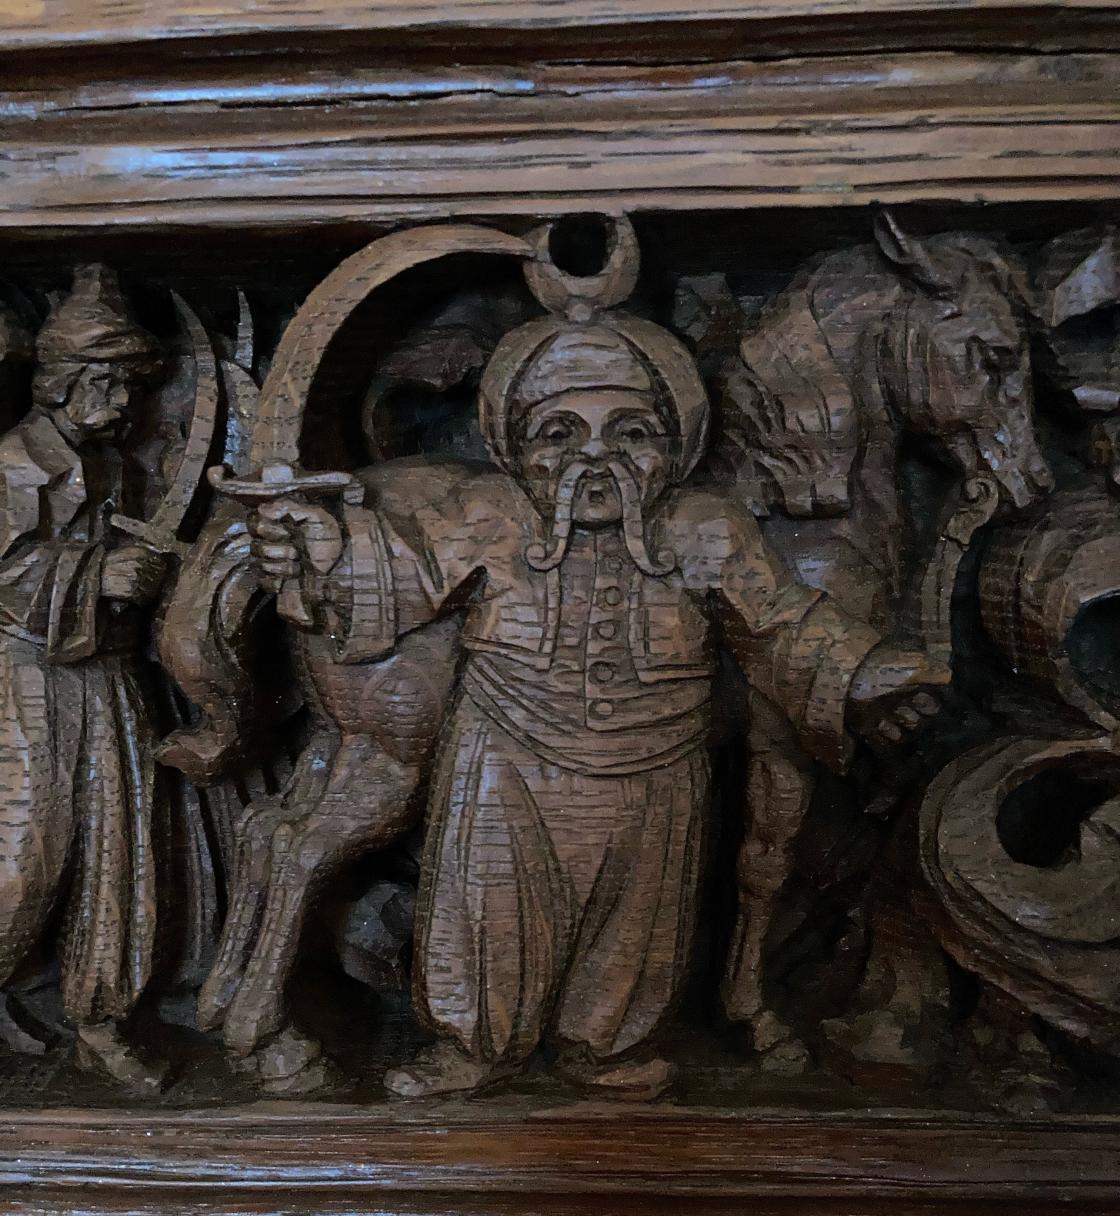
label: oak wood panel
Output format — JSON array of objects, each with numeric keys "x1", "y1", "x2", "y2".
[
  {"x1": 0, "y1": 6, "x2": 1118, "y2": 1215},
  {"x1": 1, "y1": 52, "x2": 1118, "y2": 230},
  {"x1": 1, "y1": 1107, "x2": 1119, "y2": 1210},
  {"x1": 0, "y1": 0, "x2": 1116, "y2": 52}
]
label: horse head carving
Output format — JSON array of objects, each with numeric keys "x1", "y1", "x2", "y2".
[{"x1": 871, "y1": 212, "x2": 1053, "y2": 512}]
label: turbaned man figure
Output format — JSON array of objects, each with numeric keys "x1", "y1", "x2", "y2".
[
  {"x1": 250, "y1": 270, "x2": 946, "y2": 1101},
  {"x1": 0, "y1": 266, "x2": 171, "y2": 1091}
]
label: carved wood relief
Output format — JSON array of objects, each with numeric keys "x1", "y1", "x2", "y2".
[
  {"x1": 2, "y1": 4, "x2": 1120, "y2": 1211},
  {"x1": 0, "y1": 207, "x2": 1111, "y2": 1112}
]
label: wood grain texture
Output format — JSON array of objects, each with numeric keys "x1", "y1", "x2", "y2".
[
  {"x1": 0, "y1": 0, "x2": 1110, "y2": 50},
  {"x1": 0, "y1": 51, "x2": 1118, "y2": 230},
  {"x1": 1, "y1": 1106, "x2": 1119, "y2": 1211},
  {"x1": 2, "y1": 1, "x2": 1120, "y2": 1208}
]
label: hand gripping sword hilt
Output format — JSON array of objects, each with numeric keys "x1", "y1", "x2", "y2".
[{"x1": 208, "y1": 462, "x2": 361, "y2": 629}]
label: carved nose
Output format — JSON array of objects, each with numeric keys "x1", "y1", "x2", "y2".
[{"x1": 581, "y1": 438, "x2": 608, "y2": 460}]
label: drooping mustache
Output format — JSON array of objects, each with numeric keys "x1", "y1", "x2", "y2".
[
  {"x1": 607, "y1": 458, "x2": 676, "y2": 576},
  {"x1": 525, "y1": 458, "x2": 592, "y2": 572},
  {"x1": 524, "y1": 459, "x2": 676, "y2": 577}
]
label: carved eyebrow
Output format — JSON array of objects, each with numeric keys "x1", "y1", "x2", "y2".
[
  {"x1": 606, "y1": 408, "x2": 667, "y2": 433},
  {"x1": 525, "y1": 410, "x2": 584, "y2": 440}
]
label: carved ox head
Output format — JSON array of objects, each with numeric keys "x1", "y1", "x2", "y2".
[{"x1": 873, "y1": 213, "x2": 1054, "y2": 510}]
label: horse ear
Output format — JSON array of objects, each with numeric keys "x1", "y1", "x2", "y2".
[{"x1": 873, "y1": 210, "x2": 954, "y2": 297}]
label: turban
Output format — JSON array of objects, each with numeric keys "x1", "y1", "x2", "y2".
[
  {"x1": 479, "y1": 311, "x2": 709, "y2": 482},
  {"x1": 513, "y1": 326, "x2": 654, "y2": 407},
  {"x1": 36, "y1": 264, "x2": 159, "y2": 368}
]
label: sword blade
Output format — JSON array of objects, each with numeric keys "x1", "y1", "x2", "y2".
[
  {"x1": 109, "y1": 512, "x2": 189, "y2": 558},
  {"x1": 146, "y1": 292, "x2": 221, "y2": 541}
]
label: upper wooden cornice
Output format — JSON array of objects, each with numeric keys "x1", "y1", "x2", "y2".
[
  {"x1": 0, "y1": 0, "x2": 1115, "y2": 52},
  {"x1": 0, "y1": 1, "x2": 1117, "y2": 230}
]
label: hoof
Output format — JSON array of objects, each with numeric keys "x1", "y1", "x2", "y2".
[
  {"x1": 819, "y1": 1009, "x2": 934, "y2": 1088},
  {"x1": 384, "y1": 1042, "x2": 515, "y2": 1099},
  {"x1": 758, "y1": 1037, "x2": 812, "y2": 1077},
  {"x1": 992, "y1": 1074, "x2": 1062, "y2": 1118},
  {"x1": 76, "y1": 1023, "x2": 168, "y2": 1096},
  {"x1": 554, "y1": 1048, "x2": 674, "y2": 1101},
  {"x1": 236, "y1": 1026, "x2": 342, "y2": 1097},
  {"x1": 155, "y1": 727, "x2": 238, "y2": 785}
]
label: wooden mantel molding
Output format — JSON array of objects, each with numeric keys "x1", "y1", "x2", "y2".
[
  {"x1": 0, "y1": 51, "x2": 1118, "y2": 231},
  {"x1": 0, "y1": 2, "x2": 1117, "y2": 230},
  {"x1": 0, "y1": 0, "x2": 1116, "y2": 51},
  {"x1": 3, "y1": 1106, "x2": 1120, "y2": 1213}
]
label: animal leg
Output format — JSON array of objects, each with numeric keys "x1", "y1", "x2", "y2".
[
  {"x1": 196, "y1": 796, "x2": 288, "y2": 1031},
  {"x1": 722, "y1": 692, "x2": 814, "y2": 1070},
  {"x1": 223, "y1": 738, "x2": 423, "y2": 1058},
  {"x1": 819, "y1": 809, "x2": 951, "y2": 1085},
  {"x1": 197, "y1": 730, "x2": 337, "y2": 1031}
]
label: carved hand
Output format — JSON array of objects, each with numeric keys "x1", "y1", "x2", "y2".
[
  {"x1": 847, "y1": 646, "x2": 952, "y2": 747},
  {"x1": 249, "y1": 499, "x2": 344, "y2": 616},
  {"x1": 101, "y1": 544, "x2": 170, "y2": 605}
]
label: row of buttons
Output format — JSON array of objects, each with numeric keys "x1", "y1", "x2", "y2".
[{"x1": 586, "y1": 533, "x2": 626, "y2": 724}]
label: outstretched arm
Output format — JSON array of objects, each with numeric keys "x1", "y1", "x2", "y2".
[
  {"x1": 247, "y1": 464, "x2": 489, "y2": 662},
  {"x1": 696, "y1": 494, "x2": 948, "y2": 767},
  {"x1": 696, "y1": 495, "x2": 878, "y2": 771},
  {"x1": 696, "y1": 494, "x2": 948, "y2": 1036}
]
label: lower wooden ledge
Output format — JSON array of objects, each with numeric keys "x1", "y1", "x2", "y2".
[{"x1": 1, "y1": 1105, "x2": 1119, "y2": 1213}]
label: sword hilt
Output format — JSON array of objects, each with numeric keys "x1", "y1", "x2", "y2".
[
  {"x1": 208, "y1": 462, "x2": 361, "y2": 629},
  {"x1": 207, "y1": 462, "x2": 359, "y2": 504}
]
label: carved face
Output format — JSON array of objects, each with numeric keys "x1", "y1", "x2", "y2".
[
  {"x1": 62, "y1": 361, "x2": 139, "y2": 439},
  {"x1": 519, "y1": 388, "x2": 673, "y2": 526}
]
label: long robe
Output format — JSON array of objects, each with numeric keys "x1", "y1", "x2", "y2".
[{"x1": 0, "y1": 410, "x2": 161, "y2": 1024}]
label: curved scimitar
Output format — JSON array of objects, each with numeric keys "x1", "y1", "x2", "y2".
[{"x1": 111, "y1": 293, "x2": 220, "y2": 556}]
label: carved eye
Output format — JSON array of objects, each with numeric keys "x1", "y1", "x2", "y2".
[
  {"x1": 615, "y1": 417, "x2": 658, "y2": 442},
  {"x1": 540, "y1": 420, "x2": 574, "y2": 443}
]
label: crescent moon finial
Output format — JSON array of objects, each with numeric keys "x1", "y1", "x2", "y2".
[{"x1": 523, "y1": 214, "x2": 640, "y2": 321}]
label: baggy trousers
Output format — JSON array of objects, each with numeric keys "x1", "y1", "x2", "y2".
[{"x1": 413, "y1": 695, "x2": 708, "y2": 1067}]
